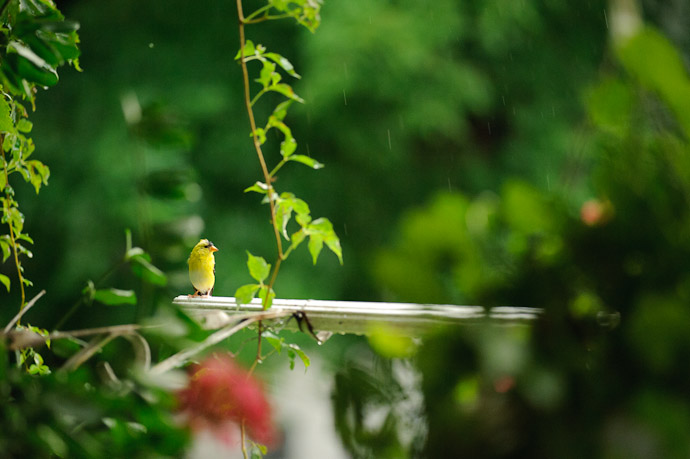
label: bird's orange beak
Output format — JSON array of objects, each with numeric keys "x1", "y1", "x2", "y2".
[{"x1": 210, "y1": 244, "x2": 219, "y2": 252}]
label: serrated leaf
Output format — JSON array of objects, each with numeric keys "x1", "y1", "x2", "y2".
[
  {"x1": 288, "y1": 154, "x2": 324, "y2": 169},
  {"x1": 246, "y1": 251, "x2": 270, "y2": 283},
  {"x1": 235, "y1": 283, "x2": 260, "y2": 305},
  {"x1": 308, "y1": 218, "x2": 342, "y2": 264},
  {"x1": 93, "y1": 288, "x2": 137, "y2": 306},
  {"x1": 325, "y1": 236, "x2": 343, "y2": 265},
  {"x1": 264, "y1": 52, "x2": 301, "y2": 79},
  {"x1": 308, "y1": 234, "x2": 323, "y2": 265},
  {"x1": 0, "y1": 274, "x2": 10, "y2": 292}
]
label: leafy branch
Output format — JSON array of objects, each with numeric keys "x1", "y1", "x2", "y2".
[
  {"x1": 234, "y1": 0, "x2": 340, "y2": 315},
  {"x1": 0, "y1": 0, "x2": 80, "y2": 313}
]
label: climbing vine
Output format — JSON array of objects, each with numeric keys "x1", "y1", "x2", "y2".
[{"x1": 234, "y1": 0, "x2": 342, "y2": 313}]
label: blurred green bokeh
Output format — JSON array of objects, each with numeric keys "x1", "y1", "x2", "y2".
[{"x1": 2, "y1": 0, "x2": 690, "y2": 457}]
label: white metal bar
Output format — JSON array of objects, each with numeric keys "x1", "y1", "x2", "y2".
[{"x1": 173, "y1": 295, "x2": 542, "y2": 336}]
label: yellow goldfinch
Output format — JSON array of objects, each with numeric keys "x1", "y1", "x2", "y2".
[{"x1": 188, "y1": 238, "x2": 219, "y2": 297}]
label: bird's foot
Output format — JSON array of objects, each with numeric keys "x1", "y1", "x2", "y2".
[{"x1": 188, "y1": 291, "x2": 212, "y2": 298}]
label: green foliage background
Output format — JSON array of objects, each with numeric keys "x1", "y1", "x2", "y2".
[{"x1": 2, "y1": 0, "x2": 690, "y2": 457}]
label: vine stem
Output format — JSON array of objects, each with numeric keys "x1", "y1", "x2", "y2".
[
  {"x1": 236, "y1": 0, "x2": 287, "y2": 362},
  {"x1": 0, "y1": 134, "x2": 26, "y2": 313},
  {"x1": 240, "y1": 420, "x2": 248, "y2": 459}
]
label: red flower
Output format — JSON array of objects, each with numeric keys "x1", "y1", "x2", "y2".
[
  {"x1": 178, "y1": 353, "x2": 276, "y2": 447},
  {"x1": 580, "y1": 199, "x2": 612, "y2": 227}
]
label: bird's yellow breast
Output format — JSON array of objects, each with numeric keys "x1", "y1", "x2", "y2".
[{"x1": 188, "y1": 251, "x2": 215, "y2": 294}]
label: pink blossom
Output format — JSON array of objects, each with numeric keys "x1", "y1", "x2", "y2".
[{"x1": 178, "y1": 353, "x2": 276, "y2": 447}]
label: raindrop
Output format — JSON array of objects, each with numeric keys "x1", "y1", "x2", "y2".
[
  {"x1": 387, "y1": 129, "x2": 392, "y2": 150},
  {"x1": 316, "y1": 331, "x2": 333, "y2": 344},
  {"x1": 487, "y1": 122, "x2": 492, "y2": 136},
  {"x1": 343, "y1": 89, "x2": 347, "y2": 106},
  {"x1": 148, "y1": 42, "x2": 154, "y2": 49},
  {"x1": 343, "y1": 223, "x2": 348, "y2": 236}
]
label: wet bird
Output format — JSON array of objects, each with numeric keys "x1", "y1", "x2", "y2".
[{"x1": 188, "y1": 238, "x2": 218, "y2": 297}]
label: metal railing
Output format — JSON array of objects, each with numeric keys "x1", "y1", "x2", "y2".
[{"x1": 174, "y1": 295, "x2": 542, "y2": 336}]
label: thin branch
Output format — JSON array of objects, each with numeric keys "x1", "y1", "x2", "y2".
[
  {"x1": 243, "y1": 3, "x2": 271, "y2": 22},
  {"x1": 3, "y1": 289, "x2": 46, "y2": 334},
  {"x1": 149, "y1": 310, "x2": 290, "y2": 375},
  {"x1": 61, "y1": 334, "x2": 118, "y2": 372},
  {"x1": 240, "y1": 420, "x2": 249, "y2": 459},
  {"x1": 123, "y1": 332, "x2": 152, "y2": 370},
  {"x1": 50, "y1": 324, "x2": 143, "y2": 340}
]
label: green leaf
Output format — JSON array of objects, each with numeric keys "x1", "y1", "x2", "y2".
[
  {"x1": 271, "y1": 100, "x2": 293, "y2": 122},
  {"x1": 290, "y1": 229, "x2": 307, "y2": 249},
  {"x1": 288, "y1": 154, "x2": 324, "y2": 169},
  {"x1": 245, "y1": 181, "x2": 270, "y2": 194},
  {"x1": 0, "y1": 274, "x2": 10, "y2": 292},
  {"x1": 246, "y1": 251, "x2": 271, "y2": 283},
  {"x1": 0, "y1": 239, "x2": 11, "y2": 262},
  {"x1": 130, "y1": 255, "x2": 167, "y2": 286},
  {"x1": 257, "y1": 60, "x2": 278, "y2": 88},
  {"x1": 264, "y1": 52, "x2": 301, "y2": 79},
  {"x1": 307, "y1": 234, "x2": 323, "y2": 265},
  {"x1": 280, "y1": 136, "x2": 297, "y2": 157},
  {"x1": 306, "y1": 218, "x2": 343, "y2": 264},
  {"x1": 234, "y1": 39, "x2": 256, "y2": 60},
  {"x1": 16, "y1": 118, "x2": 33, "y2": 133},
  {"x1": 94, "y1": 288, "x2": 137, "y2": 306},
  {"x1": 0, "y1": 98, "x2": 13, "y2": 132},
  {"x1": 275, "y1": 199, "x2": 293, "y2": 240},
  {"x1": 271, "y1": 83, "x2": 305, "y2": 103},
  {"x1": 263, "y1": 331, "x2": 284, "y2": 354},
  {"x1": 235, "y1": 283, "x2": 260, "y2": 305},
  {"x1": 7, "y1": 43, "x2": 59, "y2": 87},
  {"x1": 325, "y1": 236, "x2": 343, "y2": 265},
  {"x1": 253, "y1": 127, "x2": 266, "y2": 145},
  {"x1": 287, "y1": 343, "x2": 310, "y2": 370},
  {"x1": 27, "y1": 160, "x2": 50, "y2": 193},
  {"x1": 258, "y1": 285, "x2": 275, "y2": 309}
]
